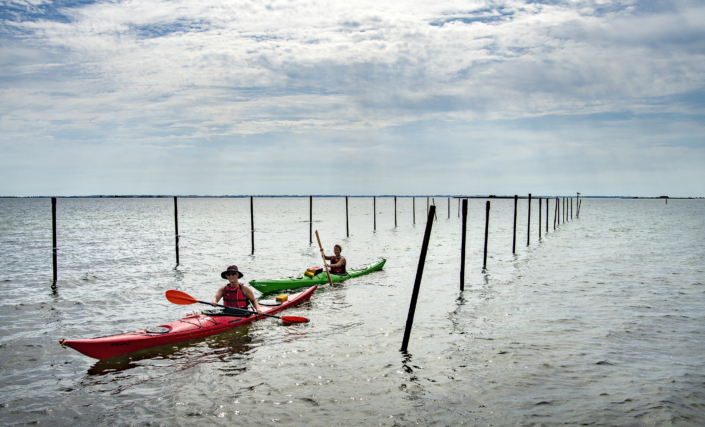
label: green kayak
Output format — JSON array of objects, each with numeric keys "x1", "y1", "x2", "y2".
[{"x1": 249, "y1": 259, "x2": 386, "y2": 293}]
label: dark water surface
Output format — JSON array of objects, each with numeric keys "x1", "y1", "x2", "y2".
[{"x1": 1, "y1": 197, "x2": 704, "y2": 426}]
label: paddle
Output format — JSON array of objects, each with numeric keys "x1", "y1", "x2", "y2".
[
  {"x1": 315, "y1": 230, "x2": 333, "y2": 286},
  {"x1": 165, "y1": 290, "x2": 309, "y2": 324}
]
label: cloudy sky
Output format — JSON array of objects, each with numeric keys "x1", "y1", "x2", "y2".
[{"x1": 1, "y1": 0, "x2": 703, "y2": 196}]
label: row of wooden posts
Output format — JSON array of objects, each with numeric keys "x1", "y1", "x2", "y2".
[
  {"x1": 174, "y1": 194, "x2": 581, "y2": 273},
  {"x1": 402, "y1": 194, "x2": 582, "y2": 352},
  {"x1": 50, "y1": 194, "x2": 581, "y2": 284},
  {"x1": 50, "y1": 195, "x2": 582, "y2": 354}
]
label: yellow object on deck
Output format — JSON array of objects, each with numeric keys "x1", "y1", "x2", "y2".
[
  {"x1": 276, "y1": 294, "x2": 288, "y2": 302},
  {"x1": 304, "y1": 267, "x2": 323, "y2": 278}
]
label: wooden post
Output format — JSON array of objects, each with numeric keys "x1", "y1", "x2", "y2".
[
  {"x1": 432, "y1": 198, "x2": 437, "y2": 220},
  {"x1": 346, "y1": 196, "x2": 349, "y2": 237},
  {"x1": 527, "y1": 193, "x2": 531, "y2": 246},
  {"x1": 554, "y1": 197, "x2": 558, "y2": 230},
  {"x1": 538, "y1": 197, "x2": 541, "y2": 240},
  {"x1": 401, "y1": 205, "x2": 436, "y2": 353},
  {"x1": 374, "y1": 196, "x2": 376, "y2": 231},
  {"x1": 413, "y1": 197, "x2": 415, "y2": 224},
  {"x1": 460, "y1": 199, "x2": 468, "y2": 291},
  {"x1": 576, "y1": 193, "x2": 580, "y2": 217},
  {"x1": 571, "y1": 197, "x2": 573, "y2": 220},
  {"x1": 394, "y1": 196, "x2": 397, "y2": 228},
  {"x1": 512, "y1": 195, "x2": 518, "y2": 254},
  {"x1": 250, "y1": 196, "x2": 255, "y2": 255},
  {"x1": 483, "y1": 201, "x2": 490, "y2": 270},
  {"x1": 448, "y1": 197, "x2": 450, "y2": 219},
  {"x1": 52, "y1": 197, "x2": 58, "y2": 284},
  {"x1": 174, "y1": 196, "x2": 180, "y2": 266},
  {"x1": 309, "y1": 196, "x2": 312, "y2": 244},
  {"x1": 545, "y1": 198, "x2": 549, "y2": 233}
]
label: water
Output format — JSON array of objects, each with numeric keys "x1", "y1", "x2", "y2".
[{"x1": 1, "y1": 197, "x2": 704, "y2": 426}]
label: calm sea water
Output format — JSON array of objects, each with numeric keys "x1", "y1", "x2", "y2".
[{"x1": 0, "y1": 197, "x2": 704, "y2": 426}]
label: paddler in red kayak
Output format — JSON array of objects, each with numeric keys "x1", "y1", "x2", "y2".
[
  {"x1": 324, "y1": 244, "x2": 347, "y2": 275},
  {"x1": 212, "y1": 265, "x2": 263, "y2": 315}
]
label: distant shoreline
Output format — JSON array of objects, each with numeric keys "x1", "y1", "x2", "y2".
[{"x1": 1, "y1": 195, "x2": 702, "y2": 199}]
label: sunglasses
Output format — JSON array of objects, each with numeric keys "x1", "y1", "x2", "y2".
[{"x1": 225, "y1": 272, "x2": 239, "y2": 277}]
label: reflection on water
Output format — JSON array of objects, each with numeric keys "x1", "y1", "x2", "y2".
[
  {"x1": 1, "y1": 198, "x2": 704, "y2": 426},
  {"x1": 86, "y1": 325, "x2": 256, "y2": 376}
]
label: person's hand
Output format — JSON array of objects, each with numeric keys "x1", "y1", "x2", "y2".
[{"x1": 211, "y1": 301, "x2": 217, "y2": 307}]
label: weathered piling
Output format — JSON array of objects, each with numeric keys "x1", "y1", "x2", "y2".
[
  {"x1": 413, "y1": 198, "x2": 416, "y2": 224},
  {"x1": 52, "y1": 197, "x2": 58, "y2": 283},
  {"x1": 545, "y1": 198, "x2": 549, "y2": 233},
  {"x1": 374, "y1": 196, "x2": 376, "y2": 231},
  {"x1": 400, "y1": 205, "x2": 436, "y2": 352},
  {"x1": 576, "y1": 193, "x2": 580, "y2": 217},
  {"x1": 483, "y1": 201, "x2": 490, "y2": 270},
  {"x1": 394, "y1": 196, "x2": 397, "y2": 228},
  {"x1": 309, "y1": 196, "x2": 313, "y2": 244},
  {"x1": 346, "y1": 196, "x2": 349, "y2": 237},
  {"x1": 554, "y1": 197, "x2": 558, "y2": 230},
  {"x1": 571, "y1": 197, "x2": 573, "y2": 220},
  {"x1": 527, "y1": 193, "x2": 532, "y2": 246},
  {"x1": 538, "y1": 197, "x2": 542, "y2": 240},
  {"x1": 448, "y1": 197, "x2": 450, "y2": 219},
  {"x1": 432, "y1": 198, "x2": 438, "y2": 220},
  {"x1": 460, "y1": 199, "x2": 468, "y2": 291},
  {"x1": 250, "y1": 196, "x2": 255, "y2": 255},
  {"x1": 512, "y1": 195, "x2": 518, "y2": 254},
  {"x1": 174, "y1": 196, "x2": 180, "y2": 266}
]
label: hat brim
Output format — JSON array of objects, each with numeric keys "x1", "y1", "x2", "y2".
[{"x1": 221, "y1": 271, "x2": 244, "y2": 279}]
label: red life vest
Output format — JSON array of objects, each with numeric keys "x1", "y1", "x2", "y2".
[
  {"x1": 329, "y1": 256, "x2": 347, "y2": 275},
  {"x1": 223, "y1": 285, "x2": 248, "y2": 309}
]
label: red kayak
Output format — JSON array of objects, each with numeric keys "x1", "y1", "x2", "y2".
[{"x1": 60, "y1": 286, "x2": 316, "y2": 360}]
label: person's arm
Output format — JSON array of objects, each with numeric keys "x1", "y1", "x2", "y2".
[
  {"x1": 242, "y1": 286, "x2": 262, "y2": 315},
  {"x1": 211, "y1": 286, "x2": 225, "y2": 306}
]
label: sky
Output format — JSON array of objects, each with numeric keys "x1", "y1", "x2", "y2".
[{"x1": 1, "y1": 0, "x2": 704, "y2": 197}]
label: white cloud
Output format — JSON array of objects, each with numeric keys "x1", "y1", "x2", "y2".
[{"x1": 0, "y1": 0, "x2": 704, "y2": 195}]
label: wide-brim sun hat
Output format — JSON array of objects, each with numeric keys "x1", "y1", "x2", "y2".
[{"x1": 221, "y1": 265, "x2": 244, "y2": 279}]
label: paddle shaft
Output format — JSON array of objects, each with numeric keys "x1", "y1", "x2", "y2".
[
  {"x1": 198, "y1": 300, "x2": 283, "y2": 320},
  {"x1": 315, "y1": 230, "x2": 334, "y2": 286}
]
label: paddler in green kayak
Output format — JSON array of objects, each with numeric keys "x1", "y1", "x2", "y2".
[
  {"x1": 324, "y1": 244, "x2": 347, "y2": 275},
  {"x1": 212, "y1": 265, "x2": 263, "y2": 315}
]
